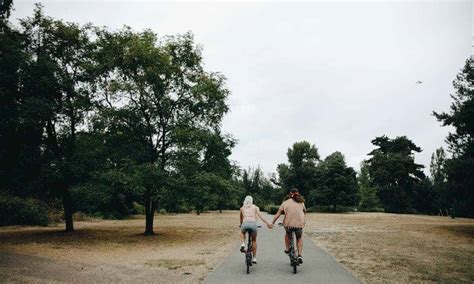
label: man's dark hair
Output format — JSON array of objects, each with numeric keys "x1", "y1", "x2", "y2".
[{"x1": 284, "y1": 188, "x2": 305, "y2": 203}]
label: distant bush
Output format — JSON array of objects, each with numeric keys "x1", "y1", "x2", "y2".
[
  {"x1": 159, "y1": 208, "x2": 167, "y2": 215},
  {"x1": 73, "y1": 211, "x2": 93, "y2": 221},
  {"x1": 0, "y1": 194, "x2": 49, "y2": 226},
  {"x1": 357, "y1": 207, "x2": 385, "y2": 213},
  {"x1": 131, "y1": 202, "x2": 145, "y2": 215},
  {"x1": 264, "y1": 205, "x2": 280, "y2": 215},
  {"x1": 308, "y1": 205, "x2": 356, "y2": 213}
]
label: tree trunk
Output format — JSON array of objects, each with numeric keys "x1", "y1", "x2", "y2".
[
  {"x1": 62, "y1": 189, "x2": 74, "y2": 232},
  {"x1": 144, "y1": 190, "x2": 154, "y2": 236},
  {"x1": 144, "y1": 193, "x2": 156, "y2": 235}
]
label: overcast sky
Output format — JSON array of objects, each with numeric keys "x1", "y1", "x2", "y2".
[{"x1": 12, "y1": 0, "x2": 472, "y2": 175}]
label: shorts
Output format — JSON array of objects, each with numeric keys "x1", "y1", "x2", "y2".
[
  {"x1": 241, "y1": 222, "x2": 258, "y2": 235},
  {"x1": 285, "y1": 227, "x2": 303, "y2": 239}
]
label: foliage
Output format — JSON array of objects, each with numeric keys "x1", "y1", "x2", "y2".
[
  {"x1": 357, "y1": 161, "x2": 381, "y2": 211},
  {"x1": 311, "y1": 152, "x2": 359, "y2": 212},
  {"x1": 367, "y1": 135, "x2": 425, "y2": 213},
  {"x1": 94, "y1": 27, "x2": 231, "y2": 233},
  {"x1": 0, "y1": 193, "x2": 49, "y2": 226},
  {"x1": 264, "y1": 204, "x2": 280, "y2": 214},
  {"x1": 276, "y1": 141, "x2": 319, "y2": 206},
  {"x1": 308, "y1": 205, "x2": 356, "y2": 213},
  {"x1": 434, "y1": 58, "x2": 474, "y2": 217}
]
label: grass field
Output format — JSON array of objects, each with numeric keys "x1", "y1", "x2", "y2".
[
  {"x1": 1, "y1": 211, "x2": 473, "y2": 283},
  {"x1": 0, "y1": 211, "x2": 238, "y2": 283},
  {"x1": 305, "y1": 212, "x2": 474, "y2": 283}
]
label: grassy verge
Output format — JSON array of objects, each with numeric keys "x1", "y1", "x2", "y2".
[
  {"x1": 0, "y1": 211, "x2": 238, "y2": 283},
  {"x1": 305, "y1": 212, "x2": 474, "y2": 283}
]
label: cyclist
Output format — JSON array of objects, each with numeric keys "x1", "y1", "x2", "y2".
[
  {"x1": 271, "y1": 188, "x2": 306, "y2": 264},
  {"x1": 239, "y1": 195, "x2": 272, "y2": 264}
]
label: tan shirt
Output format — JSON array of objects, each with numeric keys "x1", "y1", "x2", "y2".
[{"x1": 280, "y1": 199, "x2": 306, "y2": 228}]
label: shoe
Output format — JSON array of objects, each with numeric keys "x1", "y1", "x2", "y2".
[
  {"x1": 284, "y1": 249, "x2": 289, "y2": 254},
  {"x1": 252, "y1": 257, "x2": 257, "y2": 264},
  {"x1": 240, "y1": 243, "x2": 245, "y2": 253},
  {"x1": 297, "y1": 255, "x2": 303, "y2": 264}
]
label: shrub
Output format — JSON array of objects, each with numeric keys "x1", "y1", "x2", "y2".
[
  {"x1": 308, "y1": 205, "x2": 356, "y2": 213},
  {"x1": 0, "y1": 194, "x2": 49, "y2": 226},
  {"x1": 131, "y1": 202, "x2": 145, "y2": 215},
  {"x1": 159, "y1": 208, "x2": 167, "y2": 215},
  {"x1": 357, "y1": 207, "x2": 385, "y2": 213},
  {"x1": 264, "y1": 204, "x2": 280, "y2": 215}
]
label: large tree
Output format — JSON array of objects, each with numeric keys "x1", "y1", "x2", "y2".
[
  {"x1": 95, "y1": 28, "x2": 229, "y2": 234},
  {"x1": 367, "y1": 135, "x2": 425, "y2": 213},
  {"x1": 14, "y1": 6, "x2": 95, "y2": 231},
  {"x1": 313, "y1": 152, "x2": 358, "y2": 212},
  {"x1": 276, "y1": 141, "x2": 320, "y2": 205},
  {"x1": 434, "y1": 57, "x2": 474, "y2": 217}
]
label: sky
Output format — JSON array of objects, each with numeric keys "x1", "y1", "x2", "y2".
[{"x1": 11, "y1": 0, "x2": 472, "y2": 176}]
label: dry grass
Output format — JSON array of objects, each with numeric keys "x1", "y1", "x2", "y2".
[
  {"x1": 305, "y1": 212, "x2": 474, "y2": 283},
  {"x1": 0, "y1": 211, "x2": 238, "y2": 283}
]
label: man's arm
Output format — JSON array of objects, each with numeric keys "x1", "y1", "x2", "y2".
[{"x1": 272, "y1": 208, "x2": 284, "y2": 225}]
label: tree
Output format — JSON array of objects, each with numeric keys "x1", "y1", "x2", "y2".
[
  {"x1": 95, "y1": 29, "x2": 230, "y2": 233},
  {"x1": 357, "y1": 161, "x2": 381, "y2": 211},
  {"x1": 313, "y1": 152, "x2": 358, "y2": 212},
  {"x1": 239, "y1": 167, "x2": 276, "y2": 208},
  {"x1": 276, "y1": 141, "x2": 319, "y2": 205},
  {"x1": 367, "y1": 136, "x2": 425, "y2": 213},
  {"x1": 18, "y1": 6, "x2": 95, "y2": 231},
  {"x1": 434, "y1": 57, "x2": 474, "y2": 217},
  {"x1": 430, "y1": 147, "x2": 450, "y2": 214}
]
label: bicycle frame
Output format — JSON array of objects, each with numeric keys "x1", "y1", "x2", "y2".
[
  {"x1": 287, "y1": 229, "x2": 298, "y2": 274},
  {"x1": 279, "y1": 223, "x2": 299, "y2": 274},
  {"x1": 240, "y1": 224, "x2": 261, "y2": 274}
]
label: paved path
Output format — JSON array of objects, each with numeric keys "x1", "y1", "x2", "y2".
[{"x1": 205, "y1": 214, "x2": 360, "y2": 284}]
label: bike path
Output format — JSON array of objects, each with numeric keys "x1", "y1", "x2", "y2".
[{"x1": 205, "y1": 213, "x2": 361, "y2": 284}]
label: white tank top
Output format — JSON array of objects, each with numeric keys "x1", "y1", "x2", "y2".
[{"x1": 242, "y1": 205, "x2": 257, "y2": 223}]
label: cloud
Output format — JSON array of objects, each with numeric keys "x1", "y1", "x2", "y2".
[{"x1": 12, "y1": 0, "x2": 472, "y2": 175}]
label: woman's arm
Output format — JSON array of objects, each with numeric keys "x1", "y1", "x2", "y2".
[
  {"x1": 239, "y1": 208, "x2": 243, "y2": 225},
  {"x1": 256, "y1": 207, "x2": 270, "y2": 227}
]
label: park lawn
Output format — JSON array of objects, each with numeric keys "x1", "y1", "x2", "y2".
[
  {"x1": 0, "y1": 211, "x2": 238, "y2": 283},
  {"x1": 305, "y1": 212, "x2": 474, "y2": 283}
]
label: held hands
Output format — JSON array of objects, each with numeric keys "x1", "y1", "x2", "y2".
[{"x1": 267, "y1": 223, "x2": 273, "y2": 229}]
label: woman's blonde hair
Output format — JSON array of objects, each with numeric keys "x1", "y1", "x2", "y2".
[{"x1": 243, "y1": 195, "x2": 253, "y2": 208}]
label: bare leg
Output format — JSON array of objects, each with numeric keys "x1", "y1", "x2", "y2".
[
  {"x1": 240, "y1": 231, "x2": 245, "y2": 243},
  {"x1": 252, "y1": 234, "x2": 257, "y2": 257},
  {"x1": 284, "y1": 233, "x2": 290, "y2": 251},
  {"x1": 296, "y1": 237, "x2": 303, "y2": 256}
]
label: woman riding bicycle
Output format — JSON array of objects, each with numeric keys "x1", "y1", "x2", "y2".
[
  {"x1": 271, "y1": 188, "x2": 306, "y2": 264},
  {"x1": 239, "y1": 195, "x2": 271, "y2": 264}
]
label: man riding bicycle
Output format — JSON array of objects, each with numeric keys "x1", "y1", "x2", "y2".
[{"x1": 271, "y1": 188, "x2": 306, "y2": 264}]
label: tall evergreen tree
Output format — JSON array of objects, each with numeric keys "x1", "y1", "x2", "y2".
[
  {"x1": 367, "y1": 135, "x2": 425, "y2": 213},
  {"x1": 434, "y1": 57, "x2": 474, "y2": 217}
]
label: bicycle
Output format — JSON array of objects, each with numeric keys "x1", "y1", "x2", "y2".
[
  {"x1": 279, "y1": 222, "x2": 299, "y2": 274},
  {"x1": 240, "y1": 224, "x2": 261, "y2": 274}
]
